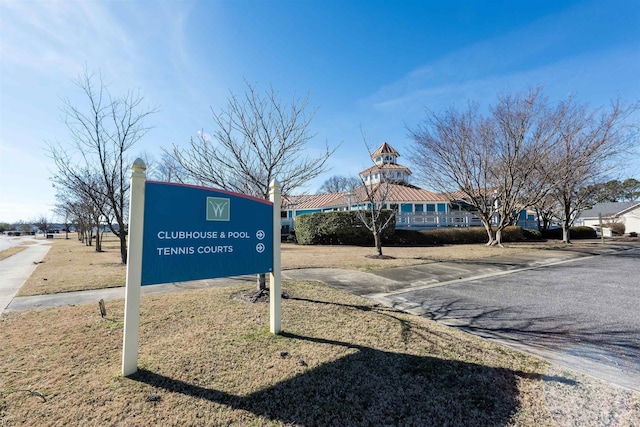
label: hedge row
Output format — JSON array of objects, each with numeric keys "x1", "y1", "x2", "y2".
[
  {"x1": 293, "y1": 211, "x2": 598, "y2": 245},
  {"x1": 539, "y1": 226, "x2": 597, "y2": 240},
  {"x1": 391, "y1": 226, "x2": 598, "y2": 245},
  {"x1": 389, "y1": 226, "x2": 531, "y2": 245},
  {"x1": 295, "y1": 211, "x2": 395, "y2": 245}
]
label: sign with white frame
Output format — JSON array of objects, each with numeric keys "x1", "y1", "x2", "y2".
[{"x1": 121, "y1": 159, "x2": 282, "y2": 376}]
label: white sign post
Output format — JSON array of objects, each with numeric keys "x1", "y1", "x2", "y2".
[
  {"x1": 122, "y1": 159, "x2": 147, "y2": 377},
  {"x1": 269, "y1": 179, "x2": 282, "y2": 334}
]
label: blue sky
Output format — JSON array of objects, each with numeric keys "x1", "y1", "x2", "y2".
[{"x1": 1, "y1": 0, "x2": 639, "y2": 223}]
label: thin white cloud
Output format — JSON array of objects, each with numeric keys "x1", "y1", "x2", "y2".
[
  {"x1": 364, "y1": 1, "x2": 640, "y2": 114},
  {"x1": 1, "y1": 1, "x2": 147, "y2": 92}
]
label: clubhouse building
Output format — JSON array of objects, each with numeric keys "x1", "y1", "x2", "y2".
[{"x1": 281, "y1": 142, "x2": 536, "y2": 232}]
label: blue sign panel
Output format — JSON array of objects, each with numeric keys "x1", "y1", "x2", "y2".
[{"x1": 141, "y1": 182, "x2": 273, "y2": 285}]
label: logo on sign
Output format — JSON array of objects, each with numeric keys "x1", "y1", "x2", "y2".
[{"x1": 206, "y1": 197, "x2": 230, "y2": 221}]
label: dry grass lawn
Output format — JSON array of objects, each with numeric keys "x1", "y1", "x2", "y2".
[
  {"x1": 3, "y1": 234, "x2": 639, "y2": 425},
  {"x1": 18, "y1": 235, "x2": 126, "y2": 296},
  {"x1": 280, "y1": 241, "x2": 584, "y2": 270},
  {"x1": 0, "y1": 280, "x2": 598, "y2": 426}
]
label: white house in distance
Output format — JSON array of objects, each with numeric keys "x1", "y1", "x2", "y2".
[{"x1": 577, "y1": 201, "x2": 640, "y2": 234}]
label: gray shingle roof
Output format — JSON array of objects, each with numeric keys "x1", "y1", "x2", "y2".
[{"x1": 578, "y1": 201, "x2": 640, "y2": 218}]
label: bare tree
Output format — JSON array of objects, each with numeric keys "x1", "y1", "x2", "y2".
[
  {"x1": 409, "y1": 88, "x2": 553, "y2": 246},
  {"x1": 169, "y1": 81, "x2": 336, "y2": 199},
  {"x1": 542, "y1": 98, "x2": 638, "y2": 243},
  {"x1": 349, "y1": 134, "x2": 398, "y2": 256},
  {"x1": 168, "y1": 81, "x2": 336, "y2": 290},
  {"x1": 318, "y1": 175, "x2": 361, "y2": 193},
  {"x1": 71, "y1": 201, "x2": 94, "y2": 245},
  {"x1": 52, "y1": 166, "x2": 112, "y2": 251},
  {"x1": 31, "y1": 215, "x2": 49, "y2": 236},
  {"x1": 54, "y1": 184, "x2": 99, "y2": 247},
  {"x1": 532, "y1": 192, "x2": 561, "y2": 231},
  {"x1": 52, "y1": 202, "x2": 71, "y2": 239},
  {"x1": 48, "y1": 68, "x2": 156, "y2": 262},
  {"x1": 151, "y1": 152, "x2": 190, "y2": 183},
  {"x1": 351, "y1": 178, "x2": 396, "y2": 257}
]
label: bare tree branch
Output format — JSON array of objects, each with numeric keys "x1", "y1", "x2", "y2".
[
  {"x1": 167, "y1": 80, "x2": 337, "y2": 200},
  {"x1": 540, "y1": 97, "x2": 639, "y2": 242},
  {"x1": 408, "y1": 88, "x2": 554, "y2": 246},
  {"x1": 48, "y1": 67, "x2": 156, "y2": 262},
  {"x1": 167, "y1": 80, "x2": 337, "y2": 290}
]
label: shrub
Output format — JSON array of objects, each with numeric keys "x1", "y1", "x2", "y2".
[
  {"x1": 604, "y1": 222, "x2": 625, "y2": 236},
  {"x1": 571, "y1": 226, "x2": 598, "y2": 239},
  {"x1": 295, "y1": 210, "x2": 395, "y2": 245},
  {"x1": 522, "y1": 228, "x2": 543, "y2": 240},
  {"x1": 388, "y1": 229, "x2": 436, "y2": 246},
  {"x1": 540, "y1": 226, "x2": 597, "y2": 240},
  {"x1": 421, "y1": 227, "x2": 491, "y2": 244},
  {"x1": 390, "y1": 226, "x2": 530, "y2": 246}
]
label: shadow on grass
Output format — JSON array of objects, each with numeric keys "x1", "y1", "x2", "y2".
[
  {"x1": 286, "y1": 295, "x2": 376, "y2": 312},
  {"x1": 131, "y1": 332, "x2": 552, "y2": 426}
]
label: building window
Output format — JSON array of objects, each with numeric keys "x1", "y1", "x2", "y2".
[
  {"x1": 426, "y1": 204, "x2": 435, "y2": 212},
  {"x1": 415, "y1": 204, "x2": 424, "y2": 212},
  {"x1": 437, "y1": 203, "x2": 447, "y2": 213}
]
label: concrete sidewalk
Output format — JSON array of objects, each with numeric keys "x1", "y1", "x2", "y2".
[
  {"x1": 5, "y1": 274, "x2": 257, "y2": 313},
  {"x1": 5, "y1": 241, "x2": 635, "y2": 313},
  {"x1": 0, "y1": 240, "x2": 52, "y2": 314}
]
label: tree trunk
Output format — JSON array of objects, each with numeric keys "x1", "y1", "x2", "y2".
[
  {"x1": 492, "y1": 227, "x2": 503, "y2": 247},
  {"x1": 119, "y1": 233, "x2": 127, "y2": 264},
  {"x1": 562, "y1": 205, "x2": 572, "y2": 244},
  {"x1": 256, "y1": 273, "x2": 266, "y2": 291},
  {"x1": 562, "y1": 223, "x2": 571, "y2": 243},
  {"x1": 374, "y1": 232, "x2": 383, "y2": 256},
  {"x1": 483, "y1": 221, "x2": 496, "y2": 246},
  {"x1": 95, "y1": 229, "x2": 102, "y2": 252}
]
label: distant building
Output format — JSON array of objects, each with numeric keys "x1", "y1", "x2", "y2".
[
  {"x1": 282, "y1": 142, "x2": 523, "y2": 230},
  {"x1": 577, "y1": 201, "x2": 640, "y2": 234}
]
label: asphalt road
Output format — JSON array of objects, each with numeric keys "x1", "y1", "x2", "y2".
[{"x1": 378, "y1": 248, "x2": 640, "y2": 390}]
